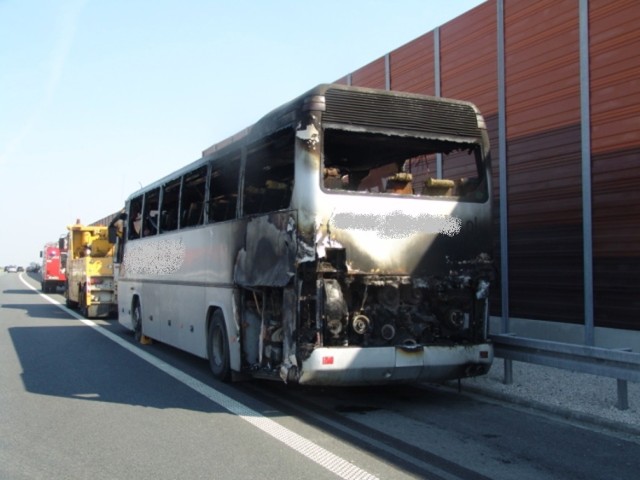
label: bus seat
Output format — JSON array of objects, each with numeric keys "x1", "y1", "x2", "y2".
[
  {"x1": 263, "y1": 180, "x2": 290, "y2": 211},
  {"x1": 161, "y1": 210, "x2": 178, "y2": 231},
  {"x1": 385, "y1": 172, "x2": 413, "y2": 194},
  {"x1": 424, "y1": 177, "x2": 455, "y2": 195},
  {"x1": 324, "y1": 167, "x2": 344, "y2": 189}
]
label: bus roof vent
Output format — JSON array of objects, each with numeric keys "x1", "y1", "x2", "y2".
[{"x1": 323, "y1": 88, "x2": 482, "y2": 139}]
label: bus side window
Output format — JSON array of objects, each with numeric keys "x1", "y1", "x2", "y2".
[
  {"x1": 161, "y1": 178, "x2": 181, "y2": 232},
  {"x1": 142, "y1": 188, "x2": 160, "y2": 236},
  {"x1": 182, "y1": 202, "x2": 202, "y2": 227},
  {"x1": 180, "y1": 165, "x2": 207, "y2": 228},
  {"x1": 162, "y1": 209, "x2": 178, "y2": 232},
  {"x1": 208, "y1": 155, "x2": 240, "y2": 223},
  {"x1": 128, "y1": 195, "x2": 143, "y2": 239},
  {"x1": 263, "y1": 180, "x2": 290, "y2": 211},
  {"x1": 242, "y1": 128, "x2": 294, "y2": 216}
]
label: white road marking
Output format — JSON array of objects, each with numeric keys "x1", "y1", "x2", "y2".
[{"x1": 19, "y1": 274, "x2": 380, "y2": 480}]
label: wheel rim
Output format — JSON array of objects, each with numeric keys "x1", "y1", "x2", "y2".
[{"x1": 212, "y1": 327, "x2": 223, "y2": 367}]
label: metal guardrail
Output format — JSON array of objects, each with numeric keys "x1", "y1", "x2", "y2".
[{"x1": 489, "y1": 333, "x2": 640, "y2": 410}]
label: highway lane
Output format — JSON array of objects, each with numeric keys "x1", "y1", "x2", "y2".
[
  {"x1": 1, "y1": 272, "x2": 638, "y2": 480},
  {"x1": 1, "y1": 273, "x2": 386, "y2": 480}
]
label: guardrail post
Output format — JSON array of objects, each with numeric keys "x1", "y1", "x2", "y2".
[
  {"x1": 498, "y1": 333, "x2": 515, "y2": 384},
  {"x1": 616, "y1": 379, "x2": 629, "y2": 410},
  {"x1": 490, "y1": 334, "x2": 640, "y2": 409},
  {"x1": 503, "y1": 358, "x2": 513, "y2": 385},
  {"x1": 615, "y1": 348, "x2": 632, "y2": 410}
]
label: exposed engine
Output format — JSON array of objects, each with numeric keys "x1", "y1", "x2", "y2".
[{"x1": 240, "y1": 250, "x2": 492, "y2": 374}]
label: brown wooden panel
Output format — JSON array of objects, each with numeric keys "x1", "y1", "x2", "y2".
[
  {"x1": 508, "y1": 224, "x2": 584, "y2": 324},
  {"x1": 505, "y1": 124, "x2": 584, "y2": 324},
  {"x1": 324, "y1": 0, "x2": 639, "y2": 331},
  {"x1": 350, "y1": 57, "x2": 386, "y2": 89},
  {"x1": 593, "y1": 148, "x2": 640, "y2": 257},
  {"x1": 504, "y1": 0, "x2": 581, "y2": 138},
  {"x1": 388, "y1": 32, "x2": 434, "y2": 95},
  {"x1": 440, "y1": 0, "x2": 498, "y2": 115},
  {"x1": 589, "y1": 0, "x2": 640, "y2": 331},
  {"x1": 507, "y1": 124, "x2": 582, "y2": 227},
  {"x1": 594, "y1": 256, "x2": 640, "y2": 330},
  {"x1": 589, "y1": 0, "x2": 640, "y2": 154},
  {"x1": 590, "y1": 0, "x2": 640, "y2": 330}
]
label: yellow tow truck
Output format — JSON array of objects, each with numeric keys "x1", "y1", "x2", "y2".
[{"x1": 64, "y1": 222, "x2": 117, "y2": 318}]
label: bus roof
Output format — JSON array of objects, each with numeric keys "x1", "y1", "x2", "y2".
[{"x1": 129, "y1": 84, "x2": 484, "y2": 199}]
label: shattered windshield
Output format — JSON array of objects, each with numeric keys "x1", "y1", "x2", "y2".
[{"x1": 322, "y1": 129, "x2": 488, "y2": 203}]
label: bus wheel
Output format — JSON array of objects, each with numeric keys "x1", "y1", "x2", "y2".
[
  {"x1": 208, "y1": 310, "x2": 230, "y2": 381},
  {"x1": 132, "y1": 300, "x2": 143, "y2": 343}
]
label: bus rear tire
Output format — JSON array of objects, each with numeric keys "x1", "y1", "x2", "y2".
[{"x1": 208, "y1": 310, "x2": 231, "y2": 382}]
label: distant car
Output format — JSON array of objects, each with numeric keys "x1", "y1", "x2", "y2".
[
  {"x1": 17, "y1": 266, "x2": 24, "y2": 272},
  {"x1": 5, "y1": 265, "x2": 18, "y2": 273}
]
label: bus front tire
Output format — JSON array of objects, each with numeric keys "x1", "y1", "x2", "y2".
[
  {"x1": 208, "y1": 311, "x2": 231, "y2": 382},
  {"x1": 132, "y1": 301, "x2": 143, "y2": 343}
]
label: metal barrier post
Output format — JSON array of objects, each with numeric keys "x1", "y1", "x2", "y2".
[
  {"x1": 616, "y1": 348, "x2": 632, "y2": 410},
  {"x1": 490, "y1": 334, "x2": 640, "y2": 410},
  {"x1": 503, "y1": 358, "x2": 513, "y2": 385},
  {"x1": 617, "y1": 379, "x2": 629, "y2": 410}
]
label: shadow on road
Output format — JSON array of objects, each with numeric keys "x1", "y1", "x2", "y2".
[
  {"x1": 8, "y1": 324, "x2": 224, "y2": 414},
  {"x1": 2, "y1": 302, "x2": 74, "y2": 320}
]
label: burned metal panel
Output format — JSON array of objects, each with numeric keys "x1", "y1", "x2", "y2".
[
  {"x1": 323, "y1": 87, "x2": 482, "y2": 141},
  {"x1": 388, "y1": 31, "x2": 435, "y2": 95},
  {"x1": 323, "y1": 206, "x2": 491, "y2": 277},
  {"x1": 233, "y1": 86, "x2": 496, "y2": 384},
  {"x1": 234, "y1": 212, "x2": 297, "y2": 287}
]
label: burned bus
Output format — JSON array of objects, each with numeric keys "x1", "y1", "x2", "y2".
[{"x1": 115, "y1": 84, "x2": 494, "y2": 385}]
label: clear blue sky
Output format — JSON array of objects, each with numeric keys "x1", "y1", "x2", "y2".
[{"x1": 0, "y1": 0, "x2": 485, "y2": 267}]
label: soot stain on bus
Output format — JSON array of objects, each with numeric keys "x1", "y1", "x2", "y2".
[{"x1": 233, "y1": 210, "x2": 493, "y2": 383}]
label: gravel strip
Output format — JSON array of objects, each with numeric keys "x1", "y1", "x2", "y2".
[{"x1": 448, "y1": 360, "x2": 640, "y2": 436}]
